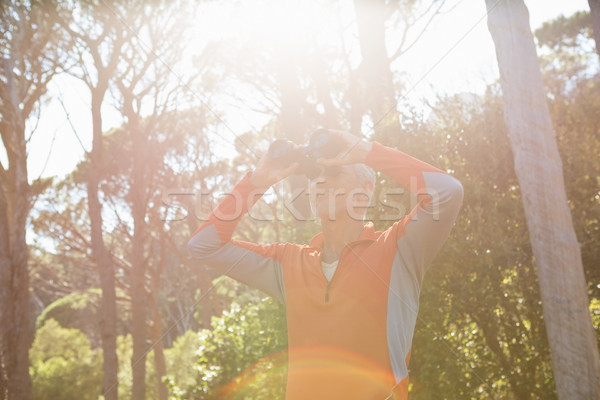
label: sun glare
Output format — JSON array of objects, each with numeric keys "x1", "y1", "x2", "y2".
[
  {"x1": 24, "y1": 0, "x2": 591, "y2": 179},
  {"x1": 196, "y1": 0, "x2": 349, "y2": 52}
]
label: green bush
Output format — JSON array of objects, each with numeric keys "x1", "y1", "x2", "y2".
[
  {"x1": 30, "y1": 319, "x2": 102, "y2": 400},
  {"x1": 170, "y1": 297, "x2": 288, "y2": 400},
  {"x1": 164, "y1": 329, "x2": 202, "y2": 393}
]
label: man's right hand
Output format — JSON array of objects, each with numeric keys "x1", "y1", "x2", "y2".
[{"x1": 249, "y1": 141, "x2": 300, "y2": 189}]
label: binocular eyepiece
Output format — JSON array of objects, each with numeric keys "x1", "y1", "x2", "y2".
[{"x1": 267, "y1": 129, "x2": 342, "y2": 179}]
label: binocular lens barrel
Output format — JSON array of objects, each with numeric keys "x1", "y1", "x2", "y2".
[
  {"x1": 267, "y1": 139, "x2": 292, "y2": 159},
  {"x1": 266, "y1": 130, "x2": 342, "y2": 178}
]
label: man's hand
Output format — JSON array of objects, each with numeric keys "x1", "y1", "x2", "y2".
[
  {"x1": 250, "y1": 141, "x2": 300, "y2": 189},
  {"x1": 316, "y1": 130, "x2": 373, "y2": 166}
]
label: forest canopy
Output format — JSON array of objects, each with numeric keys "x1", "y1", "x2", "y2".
[{"x1": 0, "y1": 1, "x2": 599, "y2": 399}]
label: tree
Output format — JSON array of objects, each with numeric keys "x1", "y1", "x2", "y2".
[
  {"x1": 589, "y1": 0, "x2": 600, "y2": 57},
  {"x1": 399, "y1": 89, "x2": 556, "y2": 399},
  {"x1": 485, "y1": 0, "x2": 600, "y2": 398},
  {"x1": 534, "y1": 10, "x2": 597, "y2": 95},
  {"x1": 353, "y1": 0, "x2": 447, "y2": 136},
  {"x1": 110, "y1": 2, "x2": 195, "y2": 397},
  {"x1": 54, "y1": 1, "x2": 131, "y2": 397},
  {"x1": 172, "y1": 297, "x2": 288, "y2": 400},
  {"x1": 30, "y1": 319, "x2": 103, "y2": 400},
  {"x1": 353, "y1": 0, "x2": 397, "y2": 130},
  {"x1": 31, "y1": 105, "x2": 219, "y2": 398},
  {"x1": 535, "y1": 9, "x2": 600, "y2": 302},
  {"x1": 0, "y1": 1, "x2": 64, "y2": 398}
]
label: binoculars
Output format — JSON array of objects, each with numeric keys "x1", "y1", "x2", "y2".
[{"x1": 267, "y1": 129, "x2": 342, "y2": 178}]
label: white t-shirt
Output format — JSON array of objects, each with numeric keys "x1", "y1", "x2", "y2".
[{"x1": 321, "y1": 259, "x2": 339, "y2": 282}]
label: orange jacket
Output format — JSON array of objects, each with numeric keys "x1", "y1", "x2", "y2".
[{"x1": 188, "y1": 142, "x2": 464, "y2": 399}]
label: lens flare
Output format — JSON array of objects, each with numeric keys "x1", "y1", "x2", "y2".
[{"x1": 220, "y1": 346, "x2": 403, "y2": 399}]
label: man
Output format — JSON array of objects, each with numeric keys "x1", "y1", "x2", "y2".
[{"x1": 188, "y1": 130, "x2": 463, "y2": 399}]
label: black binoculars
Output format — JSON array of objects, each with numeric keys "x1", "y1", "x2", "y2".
[{"x1": 267, "y1": 129, "x2": 342, "y2": 178}]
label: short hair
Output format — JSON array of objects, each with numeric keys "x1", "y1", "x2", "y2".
[
  {"x1": 353, "y1": 163, "x2": 376, "y2": 215},
  {"x1": 352, "y1": 163, "x2": 376, "y2": 220},
  {"x1": 353, "y1": 163, "x2": 376, "y2": 189}
]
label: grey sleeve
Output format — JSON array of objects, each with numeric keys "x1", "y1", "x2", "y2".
[
  {"x1": 386, "y1": 172, "x2": 463, "y2": 383},
  {"x1": 187, "y1": 224, "x2": 286, "y2": 303},
  {"x1": 396, "y1": 172, "x2": 464, "y2": 287}
]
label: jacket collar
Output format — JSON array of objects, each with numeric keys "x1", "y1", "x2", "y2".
[{"x1": 308, "y1": 221, "x2": 376, "y2": 249}]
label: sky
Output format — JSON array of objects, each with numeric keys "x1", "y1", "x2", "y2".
[
  {"x1": 17, "y1": 0, "x2": 592, "y2": 182},
  {"x1": 403, "y1": 0, "x2": 590, "y2": 96}
]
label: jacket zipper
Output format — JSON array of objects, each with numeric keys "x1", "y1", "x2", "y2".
[
  {"x1": 323, "y1": 247, "x2": 347, "y2": 303},
  {"x1": 325, "y1": 280, "x2": 332, "y2": 302},
  {"x1": 318, "y1": 239, "x2": 370, "y2": 303}
]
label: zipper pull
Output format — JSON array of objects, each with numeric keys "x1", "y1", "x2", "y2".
[{"x1": 325, "y1": 280, "x2": 332, "y2": 302}]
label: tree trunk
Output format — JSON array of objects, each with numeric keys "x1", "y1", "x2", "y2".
[
  {"x1": 0, "y1": 190, "x2": 9, "y2": 400},
  {"x1": 131, "y1": 223, "x2": 147, "y2": 400},
  {"x1": 276, "y1": 51, "x2": 312, "y2": 238},
  {"x1": 353, "y1": 0, "x2": 399, "y2": 134},
  {"x1": 149, "y1": 240, "x2": 168, "y2": 400},
  {"x1": 470, "y1": 312, "x2": 531, "y2": 400},
  {"x1": 0, "y1": 175, "x2": 33, "y2": 400},
  {"x1": 149, "y1": 301, "x2": 168, "y2": 400},
  {"x1": 0, "y1": 51, "x2": 34, "y2": 400},
  {"x1": 486, "y1": 1, "x2": 600, "y2": 398},
  {"x1": 0, "y1": 3, "x2": 65, "y2": 396},
  {"x1": 589, "y1": 0, "x2": 600, "y2": 58},
  {"x1": 0, "y1": 350, "x2": 6, "y2": 399},
  {"x1": 196, "y1": 269, "x2": 215, "y2": 329},
  {"x1": 89, "y1": 91, "x2": 120, "y2": 400},
  {"x1": 184, "y1": 195, "x2": 217, "y2": 329},
  {"x1": 7, "y1": 168, "x2": 32, "y2": 400},
  {"x1": 130, "y1": 121, "x2": 148, "y2": 400}
]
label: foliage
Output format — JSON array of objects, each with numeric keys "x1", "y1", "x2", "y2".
[
  {"x1": 19, "y1": 3, "x2": 600, "y2": 400},
  {"x1": 35, "y1": 291, "x2": 100, "y2": 344},
  {"x1": 116, "y1": 335, "x2": 159, "y2": 400},
  {"x1": 400, "y1": 90, "x2": 556, "y2": 399},
  {"x1": 535, "y1": 10, "x2": 599, "y2": 94},
  {"x1": 172, "y1": 297, "x2": 288, "y2": 400},
  {"x1": 0, "y1": 0, "x2": 72, "y2": 397},
  {"x1": 163, "y1": 329, "x2": 203, "y2": 394},
  {"x1": 536, "y1": 11, "x2": 592, "y2": 49},
  {"x1": 547, "y1": 72, "x2": 600, "y2": 301},
  {"x1": 29, "y1": 319, "x2": 103, "y2": 400}
]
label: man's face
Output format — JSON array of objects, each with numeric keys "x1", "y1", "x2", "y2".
[{"x1": 309, "y1": 165, "x2": 372, "y2": 221}]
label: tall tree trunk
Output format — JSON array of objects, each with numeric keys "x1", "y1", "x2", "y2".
[
  {"x1": 0, "y1": 47, "x2": 34, "y2": 400},
  {"x1": 131, "y1": 220, "x2": 147, "y2": 400},
  {"x1": 0, "y1": 350, "x2": 6, "y2": 399},
  {"x1": 0, "y1": 3, "x2": 64, "y2": 397},
  {"x1": 196, "y1": 270, "x2": 215, "y2": 329},
  {"x1": 0, "y1": 157, "x2": 33, "y2": 400},
  {"x1": 354, "y1": 0, "x2": 399, "y2": 135},
  {"x1": 276, "y1": 50, "x2": 311, "y2": 238},
  {"x1": 149, "y1": 299, "x2": 168, "y2": 400},
  {"x1": 8, "y1": 158, "x2": 31, "y2": 400},
  {"x1": 486, "y1": 1, "x2": 600, "y2": 398},
  {"x1": 88, "y1": 90, "x2": 120, "y2": 400},
  {"x1": 150, "y1": 238, "x2": 168, "y2": 400},
  {"x1": 0, "y1": 189, "x2": 9, "y2": 400},
  {"x1": 589, "y1": 0, "x2": 600, "y2": 58},
  {"x1": 184, "y1": 195, "x2": 217, "y2": 329},
  {"x1": 130, "y1": 120, "x2": 148, "y2": 400},
  {"x1": 470, "y1": 312, "x2": 531, "y2": 400}
]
